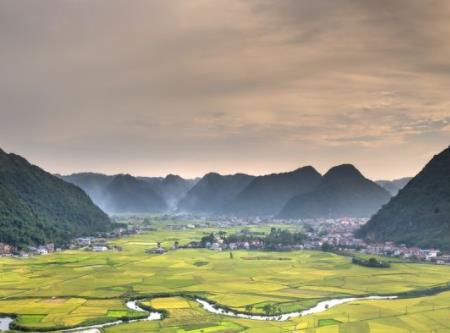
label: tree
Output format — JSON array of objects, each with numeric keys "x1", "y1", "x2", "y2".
[
  {"x1": 368, "y1": 257, "x2": 378, "y2": 266},
  {"x1": 200, "y1": 233, "x2": 215, "y2": 247},
  {"x1": 263, "y1": 304, "x2": 272, "y2": 315},
  {"x1": 321, "y1": 242, "x2": 334, "y2": 252},
  {"x1": 263, "y1": 304, "x2": 277, "y2": 315}
]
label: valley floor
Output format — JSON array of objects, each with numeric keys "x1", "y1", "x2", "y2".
[{"x1": 1, "y1": 224, "x2": 450, "y2": 332}]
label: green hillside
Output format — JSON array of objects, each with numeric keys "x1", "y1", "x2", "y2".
[
  {"x1": 0, "y1": 149, "x2": 112, "y2": 248},
  {"x1": 357, "y1": 146, "x2": 450, "y2": 249}
]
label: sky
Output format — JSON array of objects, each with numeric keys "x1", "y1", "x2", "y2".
[{"x1": 1, "y1": 0, "x2": 449, "y2": 180}]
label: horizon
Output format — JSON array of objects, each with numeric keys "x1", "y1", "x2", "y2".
[
  {"x1": 2, "y1": 145, "x2": 418, "y2": 181},
  {"x1": 1, "y1": 0, "x2": 450, "y2": 180}
]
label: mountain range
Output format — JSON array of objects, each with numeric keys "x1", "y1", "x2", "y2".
[
  {"x1": 279, "y1": 164, "x2": 391, "y2": 219},
  {"x1": 101, "y1": 174, "x2": 167, "y2": 213},
  {"x1": 62, "y1": 173, "x2": 196, "y2": 213},
  {"x1": 3, "y1": 144, "x2": 447, "y2": 250},
  {"x1": 222, "y1": 166, "x2": 322, "y2": 216},
  {"x1": 178, "y1": 173, "x2": 255, "y2": 213},
  {"x1": 63, "y1": 164, "x2": 396, "y2": 218},
  {"x1": 0, "y1": 149, "x2": 112, "y2": 248},
  {"x1": 140, "y1": 175, "x2": 198, "y2": 210},
  {"x1": 357, "y1": 146, "x2": 450, "y2": 250}
]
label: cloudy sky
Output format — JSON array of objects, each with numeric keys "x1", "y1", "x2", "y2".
[{"x1": 1, "y1": 0, "x2": 449, "y2": 180}]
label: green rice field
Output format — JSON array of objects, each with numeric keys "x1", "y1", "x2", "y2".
[{"x1": 1, "y1": 225, "x2": 450, "y2": 332}]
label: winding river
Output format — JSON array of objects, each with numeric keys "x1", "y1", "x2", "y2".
[
  {"x1": 196, "y1": 295, "x2": 398, "y2": 321},
  {"x1": 0, "y1": 301, "x2": 162, "y2": 332},
  {"x1": 0, "y1": 295, "x2": 398, "y2": 332},
  {"x1": 63, "y1": 301, "x2": 162, "y2": 332}
]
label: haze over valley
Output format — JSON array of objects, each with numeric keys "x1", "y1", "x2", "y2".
[{"x1": 60, "y1": 163, "x2": 393, "y2": 218}]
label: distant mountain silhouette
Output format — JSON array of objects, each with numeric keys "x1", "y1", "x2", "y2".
[
  {"x1": 223, "y1": 166, "x2": 322, "y2": 216},
  {"x1": 178, "y1": 173, "x2": 254, "y2": 213},
  {"x1": 62, "y1": 173, "x2": 114, "y2": 210},
  {"x1": 140, "y1": 174, "x2": 197, "y2": 210},
  {"x1": 357, "y1": 147, "x2": 450, "y2": 249},
  {"x1": 63, "y1": 173, "x2": 196, "y2": 213},
  {"x1": 0, "y1": 149, "x2": 111, "y2": 248},
  {"x1": 279, "y1": 164, "x2": 391, "y2": 219},
  {"x1": 137, "y1": 176, "x2": 165, "y2": 188},
  {"x1": 376, "y1": 177, "x2": 412, "y2": 196},
  {"x1": 102, "y1": 174, "x2": 167, "y2": 213}
]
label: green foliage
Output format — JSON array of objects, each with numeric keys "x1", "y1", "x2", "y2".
[
  {"x1": 264, "y1": 227, "x2": 306, "y2": 249},
  {"x1": 318, "y1": 318, "x2": 342, "y2": 327},
  {"x1": 352, "y1": 257, "x2": 390, "y2": 268},
  {"x1": 201, "y1": 228, "x2": 306, "y2": 249},
  {"x1": 358, "y1": 146, "x2": 450, "y2": 249},
  {"x1": 321, "y1": 242, "x2": 334, "y2": 252},
  {"x1": 0, "y1": 149, "x2": 112, "y2": 248}
]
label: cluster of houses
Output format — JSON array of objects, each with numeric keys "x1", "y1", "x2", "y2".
[
  {"x1": 156, "y1": 216, "x2": 450, "y2": 265},
  {"x1": 158, "y1": 213, "x2": 270, "y2": 228},
  {"x1": 72, "y1": 237, "x2": 123, "y2": 252},
  {"x1": 204, "y1": 238, "x2": 265, "y2": 251},
  {"x1": 27, "y1": 243, "x2": 56, "y2": 255},
  {"x1": 0, "y1": 243, "x2": 58, "y2": 257},
  {"x1": 362, "y1": 243, "x2": 446, "y2": 263},
  {"x1": 164, "y1": 223, "x2": 198, "y2": 231},
  {"x1": 299, "y1": 218, "x2": 450, "y2": 265}
]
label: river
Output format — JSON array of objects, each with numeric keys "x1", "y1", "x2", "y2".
[
  {"x1": 64, "y1": 301, "x2": 162, "y2": 332},
  {"x1": 0, "y1": 295, "x2": 398, "y2": 331},
  {"x1": 196, "y1": 295, "x2": 398, "y2": 321}
]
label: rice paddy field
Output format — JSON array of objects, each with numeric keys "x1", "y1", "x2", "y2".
[{"x1": 1, "y1": 224, "x2": 450, "y2": 332}]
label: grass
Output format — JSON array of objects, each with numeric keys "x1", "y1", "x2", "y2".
[
  {"x1": 318, "y1": 318, "x2": 342, "y2": 327},
  {"x1": 0, "y1": 223, "x2": 450, "y2": 332},
  {"x1": 16, "y1": 314, "x2": 45, "y2": 324}
]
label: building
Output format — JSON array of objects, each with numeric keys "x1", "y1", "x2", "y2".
[
  {"x1": 146, "y1": 247, "x2": 167, "y2": 254},
  {"x1": 92, "y1": 246, "x2": 108, "y2": 252}
]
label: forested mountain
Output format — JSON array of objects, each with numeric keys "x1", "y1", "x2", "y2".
[
  {"x1": 0, "y1": 149, "x2": 112, "y2": 248},
  {"x1": 357, "y1": 147, "x2": 450, "y2": 249},
  {"x1": 376, "y1": 177, "x2": 412, "y2": 196},
  {"x1": 101, "y1": 174, "x2": 167, "y2": 213},
  {"x1": 222, "y1": 166, "x2": 322, "y2": 216},
  {"x1": 279, "y1": 164, "x2": 391, "y2": 219},
  {"x1": 178, "y1": 172, "x2": 254, "y2": 213}
]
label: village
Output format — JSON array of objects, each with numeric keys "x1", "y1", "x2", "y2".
[
  {"x1": 156, "y1": 215, "x2": 450, "y2": 265},
  {"x1": 1, "y1": 215, "x2": 449, "y2": 265}
]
